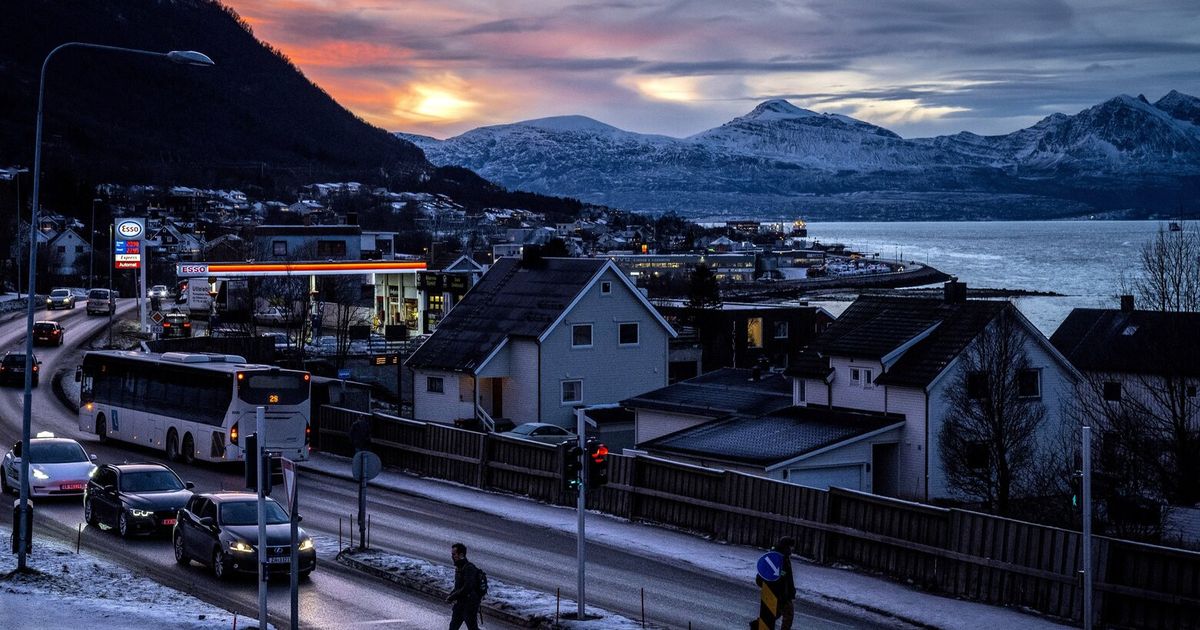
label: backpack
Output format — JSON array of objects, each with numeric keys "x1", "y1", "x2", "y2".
[{"x1": 475, "y1": 566, "x2": 489, "y2": 599}]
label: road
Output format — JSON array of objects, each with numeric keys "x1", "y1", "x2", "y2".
[{"x1": 0, "y1": 302, "x2": 896, "y2": 629}]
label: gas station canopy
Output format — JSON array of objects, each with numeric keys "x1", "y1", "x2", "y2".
[{"x1": 175, "y1": 260, "x2": 426, "y2": 278}]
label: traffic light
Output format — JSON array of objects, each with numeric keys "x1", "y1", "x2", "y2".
[
  {"x1": 1069, "y1": 471, "x2": 1082, "y2": 509},
  {"x1": 586, "y1": 439, "x2": 610, "y2": 489},
  {"x1": 243, "y1": 433, "x2": 272, "y2": 495},
  {"x1": 560, "y1": 442, "x2": 583, "y2": 492}
]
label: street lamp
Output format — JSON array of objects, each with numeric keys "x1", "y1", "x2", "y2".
[
  {"x1": 10, "y1": 167, "x2": 29, "y2": 299},
  {"x1": 89, "y1": 197, "x2": 100, "y2": 288},
  {"x1": 15, "y1": 41, "x2": 213, "y2": 572}
]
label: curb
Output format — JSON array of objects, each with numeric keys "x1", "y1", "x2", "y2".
[{"x1": 335, "y1": 550, "x2": 549, "y2": 629}]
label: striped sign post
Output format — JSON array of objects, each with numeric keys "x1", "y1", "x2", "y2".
[{"x1": 753, "y1": 551, "x2": 784, "y2": 630}]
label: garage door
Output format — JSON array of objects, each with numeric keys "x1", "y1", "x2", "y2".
[{"x1": 788, "y1": 465, "x2": 864, "y2": 491}]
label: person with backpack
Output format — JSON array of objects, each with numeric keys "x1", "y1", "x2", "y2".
[{"x1": 446, "y1": 542, "x2": 487, "y2": 630}]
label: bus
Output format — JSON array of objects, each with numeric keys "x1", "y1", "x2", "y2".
[{"x1": 77, "y1": 351, "x2": 311, "y2": 463}]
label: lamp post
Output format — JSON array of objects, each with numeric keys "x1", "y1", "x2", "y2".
[
  {"x1": 89, "y1": 197, "x2": 100, "y2": 288},
  {"x1": 11, "y1": 167, "x2": 29, "y2": 299},
  {"x1": 16, "y1": 41, "x2": 213, "y2": 572}
]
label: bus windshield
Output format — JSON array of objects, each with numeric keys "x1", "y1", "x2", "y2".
[{"x1": 238, "y1": 371, "x2": 309, "y2": 405}]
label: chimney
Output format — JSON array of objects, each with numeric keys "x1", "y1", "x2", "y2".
[
  {"x1": 1120, "y1": 294, "x2": 1135, "y2": 312},
  {"x1": 943, "y1": 278, "x2": 967, "y2": 304}
]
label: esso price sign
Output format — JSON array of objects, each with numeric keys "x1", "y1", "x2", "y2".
[{"x1": 116, "y1": 220, "x2": 143, "y2": 239}]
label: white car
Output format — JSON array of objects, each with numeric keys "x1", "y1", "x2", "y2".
[
  {"x1": 1, "y1": 433, "x2": 98, "y2": 497},
  {"x1": 148, "y1": 285, "x2": 170, "y2": 299},
  {"x1": 500, "y1": 423, "x2": 578, "y2": 445},
  {"x1": 254, "y1": 306, "x2": 301, "y2": 326}
]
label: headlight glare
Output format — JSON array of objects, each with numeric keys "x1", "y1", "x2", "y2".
[
  {"x1": 229, "y1": 540, "x2": 255, "y2": 553},
  {"x1": 298, "y1": 538, "x2": 314, "y2": 551},
  {"x1": 32, "y1": 469, "x2": 50, "y2": 480},
  {"x1": 129, "y1": 509, "x2": 153, "y2": 518}
]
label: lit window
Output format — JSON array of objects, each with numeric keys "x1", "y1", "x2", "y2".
[
  {"x1": 619, "y1": 323, "x2": 639, "y2": 345},
  {"x1": 561, "y1": 380, "x2": 582, "y2": 404},
  {"x1": 746, "y1": 317, "x2": 763, "y2": 349},
  {"x1": 572, "y1": 324, "x2": 592, "y2": 348}
]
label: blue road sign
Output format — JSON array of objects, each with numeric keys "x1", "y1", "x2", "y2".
[
  {"x1": 337, "y1": 368, "x2": 351, "y2": 379},
  {"x1": 757, "y1": 551, "x2": 784, "y2": 582}
]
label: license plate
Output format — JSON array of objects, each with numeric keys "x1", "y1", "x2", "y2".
[
  {"x1": 267, "y1": 556, "x2": 291, "y2": 564},
  {"x1": 60, "y1": 483, "x2": 84, "y2": 490},
  {"x1": 160, "y1": 518, "x2": 176, "y2": 526}
]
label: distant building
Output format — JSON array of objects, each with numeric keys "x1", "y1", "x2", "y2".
[{"x1": 252, "y1": 225, "x2": 361, "y2": 261}]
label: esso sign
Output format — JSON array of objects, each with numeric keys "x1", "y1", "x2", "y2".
[
  {"x1": 116, "y1": 220, "x2": 143, "y2": 240},
  {"x1": 177, "y1": 264, "x2": 208, "y2": 276}
]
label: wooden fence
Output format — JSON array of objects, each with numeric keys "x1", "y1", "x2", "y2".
[{"x1": 318, "y1": 406, "x2": 1200, "y2": 629}]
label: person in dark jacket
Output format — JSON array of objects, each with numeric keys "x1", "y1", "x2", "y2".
[
  {"x1": 349, "y1": 415, "x2": 372, "y2": 453},
  {"x1": 446, "y1": 542, "x2": 482, "y2": 630},
  {"x1": 774, "y1": 536, "x2": 796, "y2": 630}
]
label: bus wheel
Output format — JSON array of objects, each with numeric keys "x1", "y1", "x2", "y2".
[
  {"x1": 96, "y1": 415, "x2": 108, "y2": 444},
  {"x1": 166, "y1": 429, "x2": 180, "y2": 462},
  {"x1": 181, "y1": 433, "x2": 196, "y2": 465}
]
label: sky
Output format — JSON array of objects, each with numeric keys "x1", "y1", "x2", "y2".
[{"x1": 224, "y1": 0, "x2": 1200, "y2": 140}]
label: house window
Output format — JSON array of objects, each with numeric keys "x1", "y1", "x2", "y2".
[
  {"x1": 572, "y1": 324, "x2": 592, "y2": 348},
  {"x1": 774, "y1": 321, "x2": 789, "y2": 339},
  {"x1": 747, "y1": 317, "x2": 763, "y2": 349},
  {"x1": 965, "y1": 441, "x2": 990, "y2": 470},
  {"x1": 561, "y1": 379, "x2": 582, "y2": 404},
  {"x1": 75, "y1": 245, "x2": 85, "y2": 254},
  {"x1": 850, "y1": 368, "x2": 860, "y2": 383},
  {"x1": 619, "y1": 322, "x2": 639, "y2": 345},
  {"x1": 272, "y1": 240, "x2": 287, "y2": 256},
  {"x1": 1017, "y1": 369, "x2": 1041, "y2": 399},
  {"x1": 1103, "y1": 381, "x2": 1122, "y2": 402},
  {"x1": 600, "y1": 281, "x2": 612, "y2": 295},
  {"x1": 57, "y1": 245, "x2": 65, "y2": 254},
  {"x1": 966, "y1": 371, "x2": 988, "y2": 399},
  {"x1": 797, "y1": 379, "x2": 806, "y2": 403},
  {"x1": 1189, "y1": 385, "x2": 1198, "y2": 398},
  {"x1": 316, "y1": 240, "x2": 347, "y2": 258},
  {"x1": 426, "y1": 376, "x2": 444, "y2": 394},
  {"x1": 850, "y1": 368, "x2": 873, "y2": 388}
]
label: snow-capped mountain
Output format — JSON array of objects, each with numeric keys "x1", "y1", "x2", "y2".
[{"x1": 401, "y1": 92, "x2": 1200, "y2": 220}]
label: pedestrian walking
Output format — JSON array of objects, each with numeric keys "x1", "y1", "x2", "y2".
[
  {"x1": 446, "y1": 542, "x2": 484, "y2": 630},
  {"x1": 349, "y1": 414, "x2": 372, "y2": 453},
  {"x1": 773, "y1": 536, "x2": 796, "y2": 630}
]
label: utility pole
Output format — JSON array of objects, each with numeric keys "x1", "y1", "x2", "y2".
[
  {"x1": 575, "y1": 406, "x2": 586, "y2": 620},
  {"x1": 1082, "y1": 426, "x2": 1093, "y2": 630},
  {"x1": 256, "y1": 406, "x2": 269, "y2": 629}
]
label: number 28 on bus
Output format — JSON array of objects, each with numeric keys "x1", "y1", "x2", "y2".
[{"x1": 77, "y1": 351, "x2": 312, "y2": 462}]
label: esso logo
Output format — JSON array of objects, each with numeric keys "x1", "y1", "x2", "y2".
[
  {"x1": 178, "y1": 264, "x2": 208, "y2": 275},
  {"x1": 116, "y1": 220, "x2": 143, "y2": 239}
]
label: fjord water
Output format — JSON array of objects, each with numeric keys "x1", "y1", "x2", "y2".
[{"x1": 807, "y1": 220, "x2": 1173, "y2": 334}]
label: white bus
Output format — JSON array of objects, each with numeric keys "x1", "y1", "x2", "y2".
[{"x1": 78, "y1": 351, "x2": 311, "y2": 463}]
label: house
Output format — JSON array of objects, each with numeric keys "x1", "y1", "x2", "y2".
[
  {"x1": 42, "y1": 228, "x2": 90, "y2": 276},
  {"x1": 786, "y1": 285, "x2": 1078, "y2": 501},
  {"x1": 630, "y1": 283, "x2": 1079, "y2": 500},
  {"x1": 252, "y1": 225, "x2": 361, "y2": 261},
  {"x1": 406, "y1": 255, "x2": 676, "y2": 430},
  {"x1": 625, "y1": 368, "x2": 793, "y2": 445},
  {"x1": 1049, "y1": 295, "x2": 1200, "y2": 508}
]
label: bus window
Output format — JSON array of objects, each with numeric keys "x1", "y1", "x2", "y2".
[{"x1": 238, "y1": 371, "x2": 309, "y2": 406}]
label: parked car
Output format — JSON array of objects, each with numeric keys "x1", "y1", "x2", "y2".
[
  {"x1": 148, "y1": 285, "x2": 170, "y2": 299},
  {"x1": 173, "y1": 492, "x2": 316, "y2": 580},
  {"x1": 1, "y1": 432, "x2": 97, "y2": 496},
  {"x1": 0, "y1": 352, "x2": 39, "y2": 386},
  {"x1": 500, "y1": 422, "x2": 577, "y2": 445},
  {"x1": 46, "y1": 288, "x2": 76, "y2": 310},
  {"x1": 32, "y1": 320, "x2": 64, "y2": 346},
  {"x1": 85, "y1": 463, "x2": 195, "y2": 537},
  {"x1": 253, "y1": 306, "x2": 301, "y2": 326},
  {"x1": 71, "y1": 287, "x2": 89, "y2": 300},
  {"x1": 161, "y1": 311, "x2": 192, "y2": 338},
  {"x1": 87, "y1": 288, "x2": 116, "y2": 316}
]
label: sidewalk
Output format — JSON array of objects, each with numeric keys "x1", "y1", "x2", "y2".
[{"x1": 300, "y1": 452, "x2": 1072, "y2": 630}]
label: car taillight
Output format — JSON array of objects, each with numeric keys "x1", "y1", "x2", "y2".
[
  {"x1": 230, "y1": 422, "x2": 239, "y2": 445},
  {"x1": 304, "y1": 422, "x2": 311, "y2": 445},
  {"x1": 32, "y1": 365, "x2": 38, "y2": 372},
  {"x1": 162, "y1": 322, "x2": 171, "y2": 327},
  {"x1": 183, "y1": 322, "x2": 191, "y2": 328}
]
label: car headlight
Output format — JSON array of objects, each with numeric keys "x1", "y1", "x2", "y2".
[
  {"x1": 32, "y1": 469, "x2": 49, "y2": 480},
  {"x1": 46, "y1": 298, "x2": 52, "y2": 304},
  {"x1": 229, "y1": 540, "x2": 255, "y2": 553},
  {"x1": 129, "y1": 509, "x2": 154, "y2": 518},
  {"x1": 298, "y1": 538, "x2": 314, "y2": 551}
]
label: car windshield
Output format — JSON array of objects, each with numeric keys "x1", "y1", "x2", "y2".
[
  {"x1": 89, "y1": 290, "x2": 109, "y2": 299},
  {"x1": 220, "y1": 500, "x2": 289, "y2": 525},
  {"x1": 28, "y1": 441, "x2": 87, "y2": 463},
  {"x1": 33, "y1": 323, "x2": 57, "y2": 332},
  {"x1": 50, "y1": 289, "x2": 70, "y2": 297},
  {"x1": 120, "y1": 470, "x2": 185, "y2": 493}
]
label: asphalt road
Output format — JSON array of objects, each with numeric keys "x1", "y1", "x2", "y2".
[{"x1": 0, "y1": 301, "x2": 898, "y2": 629}]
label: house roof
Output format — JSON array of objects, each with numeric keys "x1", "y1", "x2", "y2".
[
  {"x1": 640, "y1": 406, "x2": 904, "y2": 466},
  {"x1": 621, "y1": 368, "x2": 792, "y2": 419},
  {"x1": 406, "y1": 257, "x2": 608, "y2": 372},
  {"x1": 817, "y1": 295, "x2": 1009, "y2": 388},
  {"x1": 784, "y1": 351, "x2": 834, "y2": 380},
  {"x1": 1050, "y1": 308, "x2": 1200, "y2": 377}
]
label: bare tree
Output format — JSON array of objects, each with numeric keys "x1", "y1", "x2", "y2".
[
  {"x1": 940, "y1": 310, "x2": 1048, "y2": 515},
  {"x1": 1125, "y1": 223, "x2": 1200, "y2": 313}
]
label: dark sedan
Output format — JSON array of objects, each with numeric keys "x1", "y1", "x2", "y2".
[
  {"x1": 0, "y1": 352, "x2": 38, "y2": 387},
  {"x1": 84, "y1": 463, "x2": 194, "y2": 537},
  {"x1": 174, "y1": 492, "x2": 316, "y2": 580},
  {"x1": 32, "y1": 321, "x2": 64, "y2": 346}
]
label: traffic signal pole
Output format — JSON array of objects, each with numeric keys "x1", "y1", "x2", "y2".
[
  {"x1": 1082, "y1": 426, "x2": 1093, "y2": 630},
  {"x1": 575, "y1": 406, "x2": 587, "y2": 620},
  {"x1": 256, "y1": 406, "x2": 269, "y2": 629}
]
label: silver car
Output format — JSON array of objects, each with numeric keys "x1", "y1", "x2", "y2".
[
  {"x1": 46, "y1": 288, "x2": 76, "y2": 309},
  {"x1": 500, "y1": 422, "x2": 578, "y2": 445},
  {"x1": 1, "y1": 433, "x2": 98, "y2": 497}
]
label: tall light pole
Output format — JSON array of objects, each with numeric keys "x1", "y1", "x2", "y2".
[
  {"x1": 89, "y1": 197, "x2": 100, "y2": 288},
  {"x1": 16, "y1": 41, "x2": 213, "y2": 572},
  {"x1": 11, "y1": 167, "x2": 29, "y2": 299}
]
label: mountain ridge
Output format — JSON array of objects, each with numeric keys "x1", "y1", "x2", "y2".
[{"x1": 404, "y1": 91, "x2": 1200, "y2": 220}]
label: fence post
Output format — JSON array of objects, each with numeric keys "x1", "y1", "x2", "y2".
[
  {"x1": 1092, "y1": 537, "x2": 1109, "y2": 628},
  {"x1": 716, "y1": 470, "x2": 735, "y2": 544},
  {"x1": 625, "y1": 453, "x2": 639, "y2": 520},
  {"x1": 476, "y1": 431, "x2": 490, "y2": 489},
  {"x1": 817, "y1": 488, "x2": 835, "y2": 564}
]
